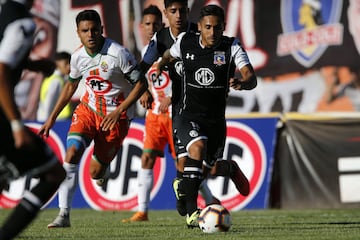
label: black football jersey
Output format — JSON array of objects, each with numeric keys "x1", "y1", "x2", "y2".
[
  {"x1": 171, "y1": 32, "x2": 250, "y2": 118},
  {"x1": 0, "y1": 1, "x2": 35, "y2": 85},
  {"x1": 142, "y1": 22, "x2": 198, "y2": 112}
]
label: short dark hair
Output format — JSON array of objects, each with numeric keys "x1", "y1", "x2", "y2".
[
  {"x1": 142, "y1": 5, "x2": 162, "y2": 22},
  {"x1": 164, "y1": 0, "x2": 188, "y2": 8},
  {"x1": 76, "y1": 9, "x2": 101, "y2": 27},
  {"x1": 55, "y1": 51, "x2": 71, "y2": 63},
  {"x1": 199, "y1": 5, "x2": 225, "y2": 23}
]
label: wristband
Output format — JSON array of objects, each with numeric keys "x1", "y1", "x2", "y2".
[{"x1": 10, "y1": 120, "x2": 24, "y2": 132}]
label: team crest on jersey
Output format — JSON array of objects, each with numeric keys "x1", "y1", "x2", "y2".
[
  {"x1": 277, "y1": 0, "x2": 343, "y2": 67},
  {"x1": 101, "y1": 61, "x2": 108, "y2": 72},
  {"x1": 214, "y1": 51, "x2": 225, "y2": 66}
]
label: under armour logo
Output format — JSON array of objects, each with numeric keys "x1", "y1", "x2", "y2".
[{"x1": 185, "y1": 53, "x2": 195, "y2": 60}]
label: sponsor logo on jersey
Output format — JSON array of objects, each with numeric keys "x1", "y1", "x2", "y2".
[
  {"x1": 147, "y1": 65, "x2": 170, "y2": 90},
  {"x1": 214, "y1": 51, "x2": 226, "y2": 66},
  {"x1": 277, "y1": 0, "x2": 343, "y2": 67},
  {"x1": 197, "y1": 121, "x2": 267, "y2": 211},
  {"x1": 86, "y1": 75, "x2": 112, "y2": 94},
  {"x1": 195, "y1": 68, "x2": 215, "y2": 86},
  {"x1": 79, "y1": 122, "x2": 166, "y2": 210},
  {"x1": 185, "y1": 53, "x2": 195, "y2": 60},
  {"x1": 0, "y1": 123, "x2": 65, "y2": 209}
]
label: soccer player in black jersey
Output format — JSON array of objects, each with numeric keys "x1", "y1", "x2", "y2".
[
  {"x1": 138, "y1": 0, "x2": 220, "y2": 219},
  {"x1": 156, "y1": 4, "x2": 257, "y2": 228},
  {"x1": 140, "y1": 0, "x2": 197, "y2": 112},
  {"x1": 0, "y1": 0, "x2": 66, "y2": 239}
]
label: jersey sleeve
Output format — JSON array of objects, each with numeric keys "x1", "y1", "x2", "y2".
[
  {"x1": 119, "y1": 47, "x2": 142, "y2": 85},
  {"x1": 69, "y1": 51, "x2": 82, "y2": 82},
  {"x1": 231, "y1": 38, "x2": 251, "y2": 69},
  {"x1": 169, "y1": 32, "x2": 185, "y2": 59},
  {"x1": 141, "y1": 44, "x2": 148, "y2": 58},
  {"x1": 0, "y1": 18, "x2": 35, "y2": 69},
  {"x1": 142, "y1": 33, "x2": 161, "y2": 65}
]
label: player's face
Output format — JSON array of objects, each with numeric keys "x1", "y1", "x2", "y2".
[
  {"x1": 141, "y1": 14, "x2": 163, "y2": 42},
  {"x1": 77, "y1": 20, "x2": 103, "y2": 54},
  {"x1": 198, "y1": 15, "x2": 224, "y2": 48},
  {"x1": 164, "y1": 2, "x2": 188, "y2": 32}
]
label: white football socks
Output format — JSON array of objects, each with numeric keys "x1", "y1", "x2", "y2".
[
  {"x1": 137, "y1": 168, "x2": 153, "y2": 212},
  {"x1": 58, "y1": 162, "x2": 78, "y2": 216}
]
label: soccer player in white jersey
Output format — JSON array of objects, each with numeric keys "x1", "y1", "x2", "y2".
[{"x1": 39, "y1": 9, "x2": 149, "y2": 228}]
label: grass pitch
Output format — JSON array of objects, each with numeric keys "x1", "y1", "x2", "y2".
[{"x1": 1, "y1": 208, "x2": 360, "y2": 239}]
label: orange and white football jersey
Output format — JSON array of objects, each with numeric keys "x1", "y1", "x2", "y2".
[
  {"x1": 69, "y1": 38, "x2": 138, "y2": 118},
  {"x1": 141, "y1": 46, "x2": 172, "y2": 116}
]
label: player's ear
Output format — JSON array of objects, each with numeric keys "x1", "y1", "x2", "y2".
[{"x1": 197, "y1": 22, "x2": 201, "y2": 32}]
